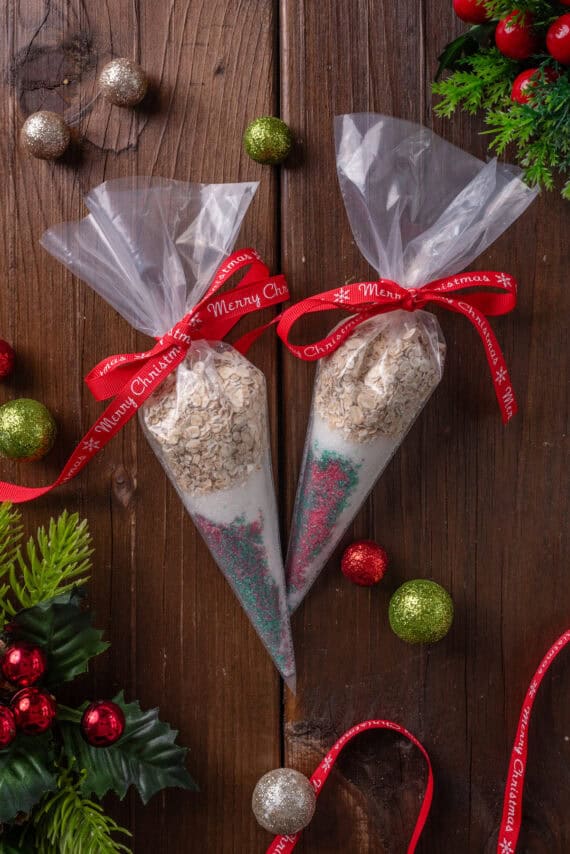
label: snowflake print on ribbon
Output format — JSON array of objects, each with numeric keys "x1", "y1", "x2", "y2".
[
  {"x1": 334, "y1": 287, "x2": 350, "y2": 304},
  {"x1": 495, "y1": 367, "x2": 508, "y2": 385},
  {"x1": 528, "y1": 680, "x2": 538, "y2": 698},
  {"x1": 188, "y1": 314, "x2": 202, "y2": 330},
  {"x1": 497, "y1": 273, "x2": 512, "y2": 289},
  {"x1": 82, "y1": 438, "x2": 101, "y2": 453},
  {"x1": 321, "y1": 755, "x2": 334, "y2": 772},
  {"x1": 499, "y1": 838, "x2": 514, "y2": 854}
]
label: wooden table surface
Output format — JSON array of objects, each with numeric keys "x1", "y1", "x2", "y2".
[{"x1": 1, "y1": 1, "x2": 569, "y2": 852}]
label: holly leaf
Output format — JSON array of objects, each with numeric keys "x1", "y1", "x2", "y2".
[
  {"x1": 436, "y1": 24, "x2": 495, "y2": 78},
  {"x1": 60, "y1": 692, "x2": 198, "y2": 804},
  {"x1": 11, "y1": 589, "x2": 109, "y2": 688},
  {"x1": 0, "y1": 733, "x2": 56, "y2": 822}
]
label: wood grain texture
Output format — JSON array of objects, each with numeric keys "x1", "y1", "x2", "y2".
[{"x1": 0, "y1": 0, "x2": 568, "y2": 851}]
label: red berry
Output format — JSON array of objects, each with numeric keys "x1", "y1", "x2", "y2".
[
  {"x1": 511, "y1": 67, "x2": 559, "y2": 103},
  {"x1": 452, "y1": 0, "x2": 489, "y2": 24},
  {"x1": 81, "y1": 700, "x2": 126, "y2": 748},
  {"x1": 0, "y1": 705, "x2": 17, "y2": 748},
  {"x1": 1, "y1": 642, "x2": 47, "y2": 687},
  {"x1": 547, "y1": 14, "x2": 570, "y2": 64},
  {"x1": 495, "y1": 12, "x2": 539, "y2": 60},
  {"x1": 0, "y1": 341, "x2": 15, "y2": 380},
  {"x1": 11, "y1": 687, "x2": 56, "y2": 734}
]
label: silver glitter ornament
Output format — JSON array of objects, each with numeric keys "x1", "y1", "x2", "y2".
[
  {"x1": 252, "y1": 768, "x2": 316, "y2": 835},
  {"x1": 98, "y1": 58, "x2": 148, "y2": 107},
  {"x1": 20, "y1": 112, "x2": 70, "y2": 160}
]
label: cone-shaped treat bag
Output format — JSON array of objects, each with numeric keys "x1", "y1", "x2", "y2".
[
  {"x1": 284, "y1": 114, "x2": 537, "y2": 613},
  {"x1": 41, "y1": 177, "x2": 296, "y2": 685}
]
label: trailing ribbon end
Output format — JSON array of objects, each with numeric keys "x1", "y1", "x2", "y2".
[{"x1": 266, "y1": 719, "x2": 433, "y2": 854}]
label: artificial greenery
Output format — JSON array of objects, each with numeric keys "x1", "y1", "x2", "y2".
[
  {"x1": 0, "y1": 505, "x2": 196, "y2": 853},
  {"x1": 0, "y1": 505, "x2": 91, "y2": 623},
  {"x1": 31, "y1": 765, "x2": 132, "y2": 854},
  {"x1": 433, "y1": 0, "x2": 570, "y2": 198}
]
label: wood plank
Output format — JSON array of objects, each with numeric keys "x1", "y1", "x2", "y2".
[
  {"x1": 280, "y1": 1, "x2": 570, "y2": 852},
  {"x1": 0, "y1": 1, "x2": 281, "y2": 851}
]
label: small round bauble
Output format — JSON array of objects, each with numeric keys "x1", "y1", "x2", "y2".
[
  {"x1": 546, "y1": 14, "x2": 570, "y2": 64},
  {"x1": 0, "y1": 341, "x2": 15, "y2": 380},
  {"x1": 98, "y1": 58, "x2": 148, "y2": 107},
  {"x1": 243, "y1": 117, "x2": 293, "y2": 165},
  {"x1": 495, "y1": 12, "x2": 539, "y2": 60},
  {"x1": 389, "y1": 580, "x2": 454, "y2": 644},
  {"x1": 452, "y1": 0, "x2": 489, "y2": 24},
  {"x1": 0, "y1": 705, "x2": 17, "y2": 748},
  {"x1": 0, "y1": 399, "x2": 57, "y2": 462},
  {"x1": 81, "y1": 701, "x2": 126, "y2": 747},
  {"x1": 341, "y1": 540, "x2": 389, "y2": 586},
  {"x1": 252, "y1": 768, "x2": 316, "y2": 835},
  {"x1": 511, "y1": 67, "x2": 558, "y2": 104},
  {"x1": 1, "y1": 642, "x2": 47, "y2": 688},
  {"x1": 11, "y1": 688, "x2": 56, "y2": 734},
  {"x1": 20, "y1": 111, "x2": 70, "y2": 160}
]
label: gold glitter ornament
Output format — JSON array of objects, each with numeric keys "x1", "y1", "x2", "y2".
[
  {"x1": 0, "y1": 399, "x2": 57, "y2": 462},
  {"x1": 243, "y1": 117, "x2": 293, "y2": 165},
  {"x1": 98, "y1": 58, "x2": 149, "y2": 107},
  {"x1": 389, "y1": 579, "x2": 454, "y2": 644},
  {"x1": 252, "y1": 768, "x2": 316, "y2": 834},
  {"x1": 20, "y1": 112, "x2": 70, "y2": 160}
]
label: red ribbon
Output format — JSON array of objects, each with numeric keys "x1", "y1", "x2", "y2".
[
  {"x1": 497, "y1": 629, "x2": 570, "y2": 853},
  {"x1": 267, "y1": 632, "x2": 570, "y2": 853},
  {"x1": 276, "y1": 271, "x2": 519, "y2": 424},
  {"x1": 267, "y1": 719, "x2": 433, "y2": 854},
  {"x1": 0, "y1": 250, "x2": 289, "y2": 503}
]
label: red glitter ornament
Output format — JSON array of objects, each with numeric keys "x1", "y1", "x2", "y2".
[
  {"x1": 547, "y1": 14, "x2": 570, "y2": 64},
  {"x1": 0, "y1": 704, "x2": 17, "y2": 748},
  {"x1": 452, "y1": 0, "x2": 489, "y2": 24},
  {"x1": 81, "y1": 700, "x2": 126, "y2": 748},
  {"x1": 1, "y1": 641, "x2": 47, "y2": 687},
  {"x1": 495, "y1": 12, "x2": 539, "y2": 60},
  {"x1": 341, "y1": 540, "x2": 389, "y2": 586},
  {"x1": 0, "y1": 340, "x2": 15, "y2": 380},
  {"x1": 11, "y1": 687, "x2": 56, "y2": 734}
]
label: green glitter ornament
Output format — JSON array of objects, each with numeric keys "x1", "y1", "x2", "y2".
[
  {"x1": 0, "y1": 399, "x2": 57, "y2": 462},
  {"x1": 389, "y1": 579, "x2": 454, "y2": 644},
  {"x1": 243, "y1": 117, "x2": 293, "y2": 165}
]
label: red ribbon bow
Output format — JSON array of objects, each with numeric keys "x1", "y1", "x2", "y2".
[
  {"x1": 0, "y1": 250, "x2": 289, "y2": 503},
  {"x1": 276, "y1": 270, "x2": 519, "y2": 424}
]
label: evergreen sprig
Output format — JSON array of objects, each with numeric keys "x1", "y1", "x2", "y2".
[
  {"x1": 0, "y1": 506, "x2": 92, "y2": 622},
  {"x1": 433, "y1": 2, "x2": 570, "y2": 199},
  {"x1": 31, "y1": 765, "x2": 132, "y2": 854},
  {"x1": 484, "y1": 0, "x2": 554, "y2": 20},
  {"x1": 433, "y1": 48, "x2": 516, "y2": 115}
]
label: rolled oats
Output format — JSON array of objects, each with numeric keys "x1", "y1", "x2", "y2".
[
  {"x1": 141, "y1": 342, "x2": 267, "y2": 496},
  {"x1": 314, "y1": 313, "x2": 445, "y2": 441}
]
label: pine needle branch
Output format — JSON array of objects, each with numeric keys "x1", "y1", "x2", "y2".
[
  {"x1": 31, "y1": 765, "x2": 132, "y2": 854},
  {"x1": 0, "y1": 505, "x2": 93, "y2": 620},
  {"x1": 0, "y1": 504, "x2": 24, "y2": 625},
  {"x1": 433, "y1": 49, "x2": 515, "y2": 116}
]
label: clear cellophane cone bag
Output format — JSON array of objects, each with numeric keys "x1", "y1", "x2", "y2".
[
  {"x1": 41, "y1": 177, "x2": 296, "y2": 685},
  {"x1": 286, "y1": 114, "x2": 537, "y2": 613}
]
